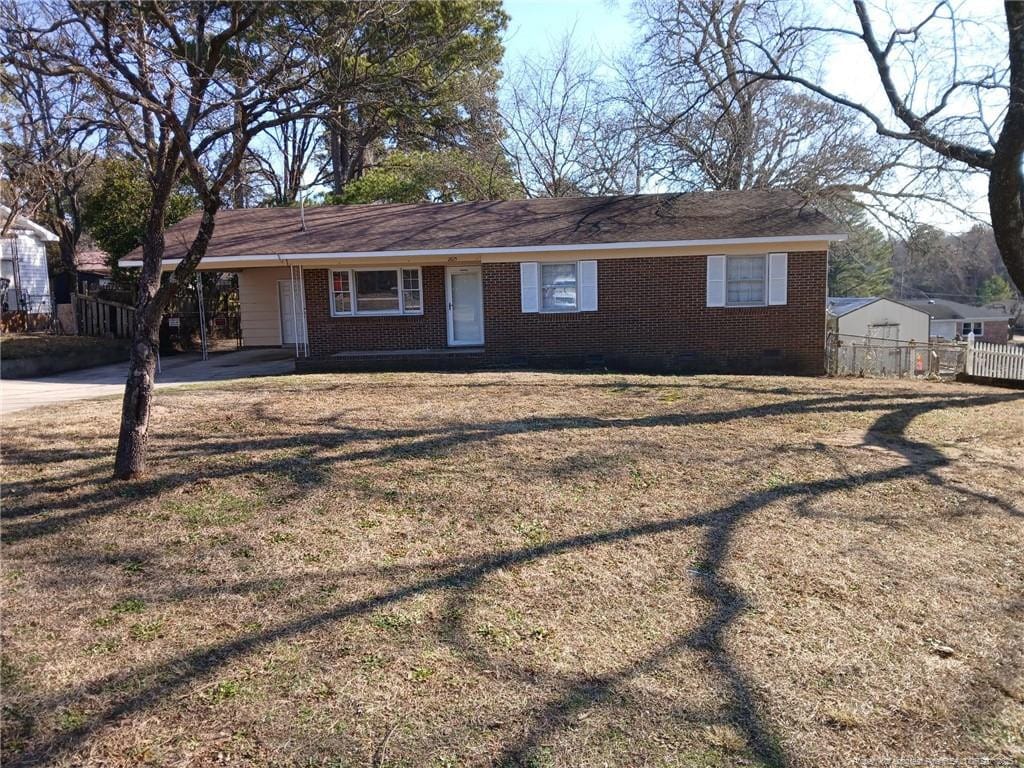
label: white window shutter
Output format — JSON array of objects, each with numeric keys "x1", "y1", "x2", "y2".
[
  {"x1": 578, "y1": 260, "x2": 598, "y2": 311},
  {"x1": 520, "y1": 262, "x2": 539, "y2": 313},
  {"x1": 768, "y1": 252, "x2": 788, "y2": 305},
  {"x1": 706, "y1": 255, "x2": 726, "y2": 307}
]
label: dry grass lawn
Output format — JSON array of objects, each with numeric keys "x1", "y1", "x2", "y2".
[{"x1": 1, "y1": 372, "x2": 1022, "y2": 768}]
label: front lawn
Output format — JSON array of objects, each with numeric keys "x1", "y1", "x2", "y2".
[{"x1": 1, "y1": 373, "x2": 1021, "y2": 767}]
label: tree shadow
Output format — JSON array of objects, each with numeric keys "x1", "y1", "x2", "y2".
[{"x1": 2, "y1": 386, "x2": 1021, "y2": 766}]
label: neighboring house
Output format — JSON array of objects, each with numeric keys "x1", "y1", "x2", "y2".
[
  {"x1": 826, "y1": 297, "x2": 931, "y2": 344},
  {"x1": 122, "y1": 190, "x2": 846, "y2": 374},
  {"x1": 906, "y1": 298, "x2": 1012, "y2": 343},
  {"x1": 52, "y1": 249, "x2": 115, "y2": 304},
  {"x1": 0, "y1": 205, "x2": 57, "y2": 327},
  {"x1": 74, "y1": 250, "x2": 114, "y2": 293}
]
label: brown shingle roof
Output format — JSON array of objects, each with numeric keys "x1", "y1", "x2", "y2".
[
  {"x1": 142, "y1": 190, "x2": 841, "y2": 262},
  {"x1": 74, "y1": 250, "x2": 112, "y2": 275}
]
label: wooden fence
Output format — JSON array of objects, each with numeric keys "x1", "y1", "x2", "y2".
[
  {"x1": 75, "y1": 293, "x2": 135, "y2": 339},
  {"x1": 966, "y1": 337, "x2": 1024, "y2": 382}
]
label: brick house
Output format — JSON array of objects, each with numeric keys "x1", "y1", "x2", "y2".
[
  {"x1": 123, "y1": 190, "x2": 846, "y2": 375},
  {"x1": 905, "y1": 299, "x2": 1013, "y2": 344}
]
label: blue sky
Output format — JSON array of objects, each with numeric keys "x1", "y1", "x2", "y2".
[{"x1": 502, "y1": 0, "x2": 633, "y2": 65}]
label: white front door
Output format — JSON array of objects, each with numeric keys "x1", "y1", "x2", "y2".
[
  {"x1": 278, "y1": 279, "x2": 307, "y2": 346},
  {"x1": 446, "y1": 266, "x2": 484, "y2": 346}
]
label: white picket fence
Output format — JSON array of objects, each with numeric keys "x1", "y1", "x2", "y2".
[{"x1": 965, "y1": 336, "x2": 1024, "y2": 382}]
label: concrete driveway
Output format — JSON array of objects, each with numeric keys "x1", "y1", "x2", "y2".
[{"x1": 1, "y1": 348, "x2": 296, "y2": 416}]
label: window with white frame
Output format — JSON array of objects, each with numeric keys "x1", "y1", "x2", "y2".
[
  {"x1": 540, "y1": 262, "x2": 577, "y2": 311},
  {"x1": 961, "y1": 321, "x2": 982, "y2": 336},
  {"x1": 726, "y1": 256, "x2": 766, "y2": 305},
  {"x1": 330, "y1": 267, "x2": 422, "y2": 316}
]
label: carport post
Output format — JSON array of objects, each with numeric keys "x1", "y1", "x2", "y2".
[
  {"x1": 290, "y1": 263, "x2": 299, "y2": 358},
  {"x1": 195, "y1": 276, "x2": 208, "y2": 361}
]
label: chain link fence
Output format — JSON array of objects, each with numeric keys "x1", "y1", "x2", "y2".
[{"x1": 826, "y1": 333, "x2": 966, "y2": 379}]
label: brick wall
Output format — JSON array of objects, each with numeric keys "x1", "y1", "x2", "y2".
[
  {"x1": 481, "y1": 251, "x2": 827, "y2": 375},
  {"x1": 979, "y1": 322, "x2": 1009, "y2": 344},
  {"x1": 303, "y1": 266, "x2": 447, "y2": 357},
  {"x1": 303, "y1": 252, "x2": 828, "y2": 375}
]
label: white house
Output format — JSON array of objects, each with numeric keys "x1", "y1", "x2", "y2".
[
  {"x1": 0, "y1": 205, "x2": 57, "y2": 318},
  {"x1": 827, "y1": 297, "x2": 931, "y2": 344}
]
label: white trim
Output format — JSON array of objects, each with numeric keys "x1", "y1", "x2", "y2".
[
  {"x1": 445, "y1": 265, "x2": 485, "y2": 346},
  {"x1": 767, "y1": 252, "x2": 788, "y2": 306},
  {"x1": 520, "y1": 262, "x2": 539, "y2": 313},
  {"x1": 578, "y1": 260, "x2": 598, "y2": 312},
  {"x1": 706, "y1": 255, "x2": 726, "y2": 307},
  {"x1": 328, "y1": 266, "x2": 424, "y2": 317},
  {"x1": 120, "y1": 233, "x2": 848, "y2": 268}
]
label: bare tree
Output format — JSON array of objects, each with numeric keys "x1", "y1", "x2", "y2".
[
  {"x1": 503, "y1": 35, "x2": 652, "y2": 197},
  {"x1": 248, "y1": 102, "x2": 325, "y2": 206},
  {"x1": 747, "y1": 0, "x2": 1024, "y2": 293},
  {"x1": 3, "y1": 0, "x2": 339, "y2": 478},
  {"x1": 627, "y1": 0, "x2": 927, "y2": 222},
  {"x1": 0, "y1": 23, "x2": 104, "y2": 283}
]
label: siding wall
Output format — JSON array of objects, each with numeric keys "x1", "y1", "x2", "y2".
[
  {"x1": 834, "y1": 300, "x2": 930, "y2": 343},
  {"x1": 1, "y1": 233, "x2": 52, "y2": 313},
  {"x1": 237, "y1": 267, "x2": 291, "y2": 346},
  {"x1": 299, "y1": 251, "x2": 827, "y2": 375}
]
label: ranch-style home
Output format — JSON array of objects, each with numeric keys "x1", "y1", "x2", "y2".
[{"x1": 122, "y1": 190, "x2": 846, "y2": 375}]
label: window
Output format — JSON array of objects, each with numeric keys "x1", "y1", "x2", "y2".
[
  {"x1": 961, "y1": 321, "x2": 982, "y2": 336},
  {"x1": 355, "y1": 270, "x2": 399, "y2": 312},
  {"x1": 331, "y1": 270, "x2": 352, "y2": 314},
  {"x1": 540, "y1": 262, "x2": 577, "y2": 311},
  {"x1": 402, "y1": 268, "x2": 421, "y2": 312},
  {"x1": 726, "y1": 256, "x2": 766, "y2": 305},
  {"x1": 329, "y1": 268, "x2": 422, "y2": 316}
]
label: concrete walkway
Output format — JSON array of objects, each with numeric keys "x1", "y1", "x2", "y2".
[{"x1": 1, "y1": 348, "x2": 296, "y2": 416}]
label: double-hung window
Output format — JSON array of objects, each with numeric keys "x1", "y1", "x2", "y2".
[
  {"x1": 961, "y1": 321, "x2": 982, "y2": 336},
  {"x1": 540, "y1": 262, "x2": 578, "y2": 311},
  {"x1": 520, "y1": 260, "x2": 598, "y2": 313},
  {"x1": 330, "y1": 267, "x2": 422, "y2": 316},
  {"x1": 725, "y1": 256, "x2": 766, "y2": 306}
]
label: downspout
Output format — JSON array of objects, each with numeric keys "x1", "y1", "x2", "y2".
[{"x1": 299, "y1": 264, "x2": 308, "y2": 357}]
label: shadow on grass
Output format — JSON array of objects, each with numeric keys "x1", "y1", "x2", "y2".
[
  {"x1": 2, "y1": 385, "x2": 1021, "y2": 766},
  {"x1": 0, "y1": 387, "x2": 988, "y2": 535}
]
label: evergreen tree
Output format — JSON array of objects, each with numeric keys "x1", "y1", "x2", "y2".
[
  {"x1": 977, "y1": 275, "x2": 1015, "y2": 304},
  {"x1": 331, "y1": 149, "x2": 519, "y2": 204},
  {"x1": 81, "y1": 158, "x2": 195, "y2": 263},
  {"x1": 828, "y1": 213, "x2": 894, "y2": 297}
]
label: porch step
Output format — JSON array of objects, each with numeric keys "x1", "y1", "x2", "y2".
[{"x1": 295, "y1": 347, "x2": 486, "y2": 373}]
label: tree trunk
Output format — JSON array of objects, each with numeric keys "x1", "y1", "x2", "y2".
[
  {"x1": 990, "y1": 0, "x2": 1024, "y2": 295},
  {"x1": 113, "y1": 180, "x2": 174, "y2": 481},
  {"x1": 112, "y1": 199, "x2": 220, "y2": 479},
  {"x1": 113, "y1": 304, "x2": 160, "y2": 479},
  {"x1": 329, "y1": 117, "x2": 348, "y2": 196}
]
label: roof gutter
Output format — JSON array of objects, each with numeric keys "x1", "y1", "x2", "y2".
[{"x1": 120, "y1": 233, "x2": 848, "y2": 268}]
